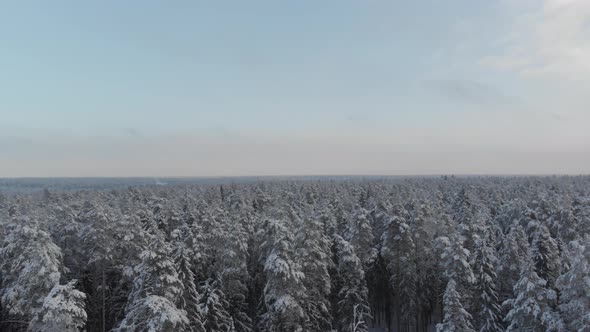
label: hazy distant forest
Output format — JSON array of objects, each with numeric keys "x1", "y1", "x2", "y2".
[{"x1": 1, "y1": 176, "x2": 589, "y2": 332}]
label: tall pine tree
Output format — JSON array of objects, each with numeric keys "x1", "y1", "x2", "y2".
[
  {"x1": 556, "y1": 236, "x2": 590, "y2": 331},
  {"x1": 28, "y1": 280, "x2": 87, "y2": 332},
  {"x1": 503, "y1": 260, "x2": 563, "y2": 332},
  {"x1": 437, "y1": 279, "x2": 475, "y2": 332},
  {"x1": 333, "y1": 235, "x2": 370, "y2": 332},
  {"x1": 472, "y1": 235, "x2": 502, "y2": 332}
]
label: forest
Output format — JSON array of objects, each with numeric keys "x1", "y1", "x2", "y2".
[{"x1": 0, "y1": 176, "x2": 589, "y2": 332}]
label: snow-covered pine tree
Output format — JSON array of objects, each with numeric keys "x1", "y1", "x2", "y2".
[
  {"x1": 331, "y1": 199, "x2": 349, "y2": 236},
  {"x1": 260, "y1": 218, "x2": 307, "y2": 332},
  {"x1": 503, "y1": 259, "x2": 563, "y2": 332},
  {"x1": 294, "y1": 209, "x2": 332, "y2": 332},
  {"x1": 333, "y1": 234, "x2": 370, "y2": 332},
  {"x1": 318, "y1": 205, "x2": 337, "y2": 240},
  {"x1": 172, "y1": 228, "x2": 206, "y2": 332},
  {"x1": 252, "y1": 186, "x2": 272, "y2": 213},
  {"x1": 472, "y1": 234, "x2": 502, "y2": 332},
  {"x1": 344, "y1": 205, "x2": 377, "y2": 267},
  {"x1": 410, "y1": 201, "x2": 439, "y2": 331},
  {"x1": 245, "y1": 213, "x2": 267, "y2": 331},
  {"x1": 437, "y1": 232, "x2": 475, "y2": 293},
  {"x1": 467, "y1": 210, "x2": 488, "y2": 263},
  {"x1": 200, "y1": 275, "x2": 234, "y2": 332},
  {"x1": 116, "y1": 295, "x2": 190, "y2": 332},
  {"x1": 199, "y1": 203, "x2": 228, "y2": 279},
  {"x1": 0, "y1": 217, "x2": 63, "y2": 322},
  {"x1": 572, "y1": 195, "x2": 590, "y2": 238},
  {"x1": 76, "y1": 201, "x2": 122, "y2": 331},
  {"x1": 115, "y1": 231, "x2": 188, "y2": 332},
  {"x1": 381, "y1": 210, "x2": 418, "y2": 331},
  {"x1": 436, "y1": 279, "x2": 475, "y2": 332},
  {"x1": 217, "y1": 216, "x2": 252, "y2": 332},
  {"x1": 28, "y1": 280, "x2": 87, "y2": 332},
  {"x1": 437, "y1": 229, "x2": 476, "y2": 329},
  {"x1": 556, "y1": 236, "x2": 590, "y2": 331},
  {"x1": 493, "y1": 199, "x2": 526, "y2": 235},
  {"x1": 532, "y1": 224, "x2": 561, "y2": 290},
  {"x1": 452, "y1": 188, "x2": 476, "y2": 252},
  {"x1": 526, "y1": 197, "x2": 556, "y2": 243},
  {"x1": 47, "y1": 203, "x2": 84, "y2": 273},
  {"x1": 188, "y1": 213, "x2": 208, "y2": 282},
  {"x1": 553, "y1": 205, "x2": 579, "y2": 245},
  {"x1": 166, "y1": 205, "x2": 192, "y2": 240},
  {"x1": 497, "y1": 222, "x2": 530, "y2": 304}
]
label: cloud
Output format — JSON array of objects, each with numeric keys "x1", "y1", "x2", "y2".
[
  {"x1": 124, "y1": 128, "x2": 143, "y2": 139},
  {"x1": 426, "y1": 79, "x2": 516, "y2": 106},
  {"x1": 483, "y1": 0, "x2": 590, "y2": 80}
]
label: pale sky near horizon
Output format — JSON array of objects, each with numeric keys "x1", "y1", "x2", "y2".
[{"x1": 1, "y1": 0, "x2": 589, "y2": 177}]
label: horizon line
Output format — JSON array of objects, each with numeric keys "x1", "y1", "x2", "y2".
[{"x1": 1, "y1": 173, "x2": 589, "y2": 180}]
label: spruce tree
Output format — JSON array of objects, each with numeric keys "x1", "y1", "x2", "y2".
[
  {"x1": 437, "y1": 279, "x2": 475, "y2": 332},
  {"x1": 556, "y1": 237, "x2": 590, "y2": 331},
  {"x1": 381, "y1": 212, "x2": 418, "y2": 331},
  {"x1": 295, "y1": 211, "x2": 332, "y2": 331},
  {"x1": 261, "y1": 219, "x2": 307, "y2": 332},
  {"x1": 217, "y1": 217, "x2": 252, "y2": 332},
  {"x1": 497, "y1": 222, "x2": 530, "y2": 304},
  {"x1": 344, "y1": 205, "x2": 377, "y2": 267},
  {"x1": 28, "y1": 280, "x2": 87, "y2": 332},
  {"x1": 532, "y1": 224, "x2": 561, "y2": 290},
  {"x1": 410, "y1": 201, "x2": 439, "y2": 331},
  {"x1": 173, "y1": 230, "x2": 206, "y2": 332},
  {"x1": 200, "y1": 276, "x2": 234, "y2": 332},
  {"x1": 503, "y1": 260, "x2": 563, "y2": 332},
  {"x1": 0, "y1": 217, "x2": 63, "y2": 320},
  {"x1": 438, "y1": 232, "x2": 475, "y2": 293},
  {"x1": 472, "y1": 236, "x2": 502, "y2": 332},
  {"x1": 115, "y1": 232, "x2": 188, "y2": 332},
  {"x1": 333, "y1": 235, "x2": 370, "y2": 332}
]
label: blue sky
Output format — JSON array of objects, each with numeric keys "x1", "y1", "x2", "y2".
[{"x1": 1, "y1": 1, "x2": 589, "y2": 176}]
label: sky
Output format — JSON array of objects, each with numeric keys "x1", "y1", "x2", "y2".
[{"x1": 1, "y1": 0, "x2": 589, "y2": 177}]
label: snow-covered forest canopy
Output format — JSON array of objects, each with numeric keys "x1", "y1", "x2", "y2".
[{"x1": 1, "y1": 176, "x2": 589, "y2": 332}]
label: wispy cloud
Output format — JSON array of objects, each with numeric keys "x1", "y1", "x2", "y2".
[
  {"x1": 426, "y1": 79, "x2": 516, "y2": 106},
  {"x1": 483, "y1": 0, "x2": 590, "y2": 80}
]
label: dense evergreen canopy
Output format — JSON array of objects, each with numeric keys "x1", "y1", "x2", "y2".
[{"x1": 1, "y1": 176, "x2": 588, "y2": 331}]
